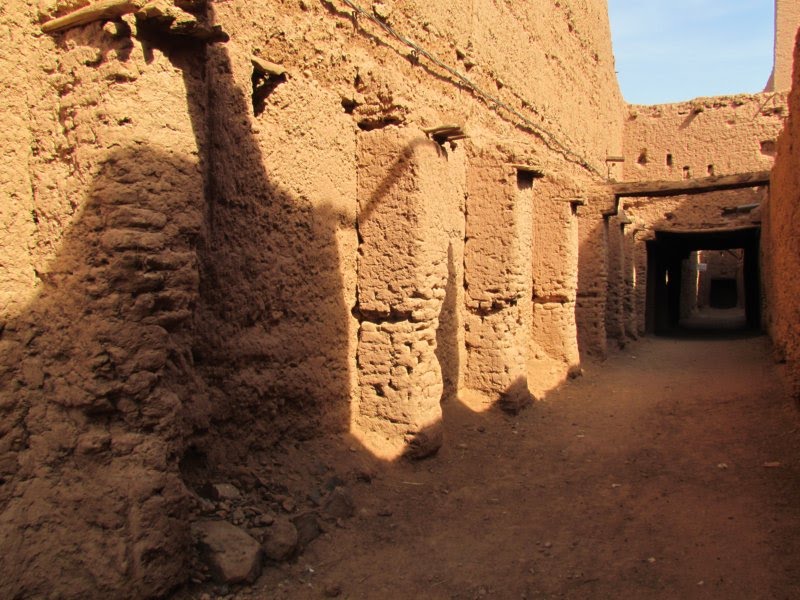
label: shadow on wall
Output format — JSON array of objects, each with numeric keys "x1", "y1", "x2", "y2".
[
  {"x1": 0, "y1": 144, "x2": 207, "y2": 599},
  {"x1": 184, "y1": 32, "x2": 355, "y2": 466},
  {"x1": 0, "y1": 21, "x2": 361, "y2": 598},
  {"x1": 0, "y1": 5, "x2": 587, "y2": 596}
]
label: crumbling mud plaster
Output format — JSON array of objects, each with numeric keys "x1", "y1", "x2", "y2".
[
  {"x1": 463, "y1": 148, "x2": 533, "y2": 413},
  {"x1": 7, "y1": 0, "x2": 800, "y2": 597},
  {"x1": 355, "y1": 127, "x2": 464, "y2": 458},
  {"x1": 529, "y1": 178, "x2": 581, "y2": 396},
  {"x1": 764, "y1": 32, "x2": 800, "y2": 398},
  {"x1": 0, "y1": 1, "x2": 628, "y2": 596},
  {"x1": 623, "y1": 95, "x2": 787, "y2": 184},
  {"x1": 0, "y1": 3, "x2": 209, "y2": 596}
]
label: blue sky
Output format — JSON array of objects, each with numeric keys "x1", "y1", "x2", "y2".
[{"x1": 607, "y1": 0, "x2": 775, "y2": 104}]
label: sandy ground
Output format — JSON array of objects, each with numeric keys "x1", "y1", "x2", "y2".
[{"x1": 189, "y1": 334, "x2": 800, "y2": 599}]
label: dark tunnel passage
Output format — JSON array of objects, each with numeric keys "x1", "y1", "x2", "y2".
[{"x1": 645, "y1": 227, "x2": 761, "y2": 336}]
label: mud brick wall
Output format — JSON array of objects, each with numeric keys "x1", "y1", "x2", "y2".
[
  {"x1": 576, "y1": 195, "x2": 613, "y2": 358},
  {"x1": 0, "y1": 3, "x2": 208, "y2": 597},
  {"x1": 622, "y1": 227, "x2": 639, "y2": 338},
  {"x1": 529, "y1": 178, "x2": 580, "y2": 396},
  {"x1": 194, "y1": 32, "x2": 359, "y2": 461},
  {"x1": 355, "y1": 128, "x2": 465, "y2": 458},
  {"x1": 696, "y1": 250, "x2": 744, "y2": 309},
  {"x1": 763, "y1": 32, "x2": 800, "y2": 398},
  {"x1": 605, "y1": 215, "x2": 627, "y2": 344},
  {"x1": 463, "y1": 147, "x2": 533, "y2": 411},
  {"x1": 771, "y1": 0, "x2": 800, "y2": 91},
  {"x1": 623, "y1": 95, "x2": 787, "y2": 183}
]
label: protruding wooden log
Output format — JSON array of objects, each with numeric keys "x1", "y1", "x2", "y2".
[
  {"x1": 41, "y1": 0, "x2": 145, "y2": 33},
  {"x1": 612, "y1": 170, "x2": 771, "y2": 198},
  {"x1": 423, "y1": 124, "x2": 467, "y2": 144},
  {"x1": 251, "y1": 57, "x2": 286, "y2": 78}
]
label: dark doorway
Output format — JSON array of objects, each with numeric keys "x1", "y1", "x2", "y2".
[
  {"x1": 709, "y1": 278, "x2": 738, "y2": 309},
  {"x1": 645, "y1": 227, "x2": 761, "y2": 335}
]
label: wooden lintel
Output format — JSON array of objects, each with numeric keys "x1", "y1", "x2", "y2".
[
  {"x1": 423, "y1": 124, "x2": 462, "y2": 134},
  {"x1": 508, "y1": 163, "x2": 544, "y2": 176},
  {"x1": 612, "y1": 170, "x2": 771, "y2": 198},
  {"x1": 605, "y1": 156, "x2": 625, "y2": 163},
  {"x1": 42, "y1": 0, "x2": 145, "y2": 33}
]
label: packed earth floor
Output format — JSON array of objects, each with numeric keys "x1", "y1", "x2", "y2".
[{"x1": 179, "y1": 334, "x2": 800, "y2": 600}]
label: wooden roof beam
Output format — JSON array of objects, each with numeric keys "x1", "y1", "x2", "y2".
[{"x1": 611, "y1": 170, "x2": 771, "y2": 198}]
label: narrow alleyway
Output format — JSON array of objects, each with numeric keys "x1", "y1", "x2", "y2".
[{"x1": 224, "y1": 334, "x2": 800, "y2": 599}]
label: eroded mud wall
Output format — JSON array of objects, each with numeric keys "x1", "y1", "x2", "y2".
[
  {"x1": 623, "y1": 95, "x2": 786, "y2": 184},
  {"x1": 764, "y1": 33, "x2": 800, "y2": 397},
  {"x1": 0, "y1": 0, "x2": 626, "y2": 595},
  {"x1": 0, "y1": 3, "x2": 208, "y2": 598},
  {"x1": 771, "y1": 0, "x2": 800, "y2": 91},
  {"x1": 200, "y1": 0, "x2": 625, "y2": 442},
  {"x1": 530, "y1": 179, "x2": 581, "y2": 396}
]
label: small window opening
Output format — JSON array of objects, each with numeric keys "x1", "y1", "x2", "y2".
[
  {"x1": 666, "y1": 153, "x2": 674, "y2": 167},
  {"x1": 707, "y1": 164, "x2": 715, "y2": 176},
  {"x1": 517, "y1": 170, "x2": 535, "y2": 190},
  {"x1": 683, "y1": 166, "x2": 691, "y2": 179}
]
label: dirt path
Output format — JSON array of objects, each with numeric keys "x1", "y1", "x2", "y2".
[{"x1": 216, "y1": 335, "x2": 800, "y2": 599}]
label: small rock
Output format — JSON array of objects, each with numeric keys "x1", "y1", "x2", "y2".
[
  {"x1": 372, "y1": 2, "x2": 391, "y2": 20},
  {"x1": 209, "y1": 483, "x2": 241, "y2": 501},
  {"x1": 103, "y1": 20, "x2": 131, "y2": 38},
  {"x1": 307, "y1": 489, "x2": 324, "y2": 506},
  {"x1": 263, "y1": 516, "x2": 298, "y2": 561},
  {"x1": 763, "y1": 461, "x2": 782, "y2": 468},
  {"x1": 254, "y1": 513, "x2": 275, "y2": 527},
  {"x1": 353, "y1": 468, "x2": 374, "y2": 483},
  {"x1": 292, "y1": 512, "x2": 322, "y2": 549},
  {"x1": 324, "y1": 475, "x2": 347, "y2": 492},
  {"x1": 324, "y1": 583, "x2": 343, "y2": 597},
  {"x1": 281, "y1": 497, "x2": 296, "y2": 513},
  {"x1": 193, "y1": 520, "x2": 262, "y2": 584},
  {"x1": 377, "y1": 507, "x2": 393, "y2": 517},
  {"x1": 323, "y1": 487, "x2": 355, "y2": 520}
]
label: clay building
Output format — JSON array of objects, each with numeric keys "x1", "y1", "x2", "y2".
[{"x1": 1, "y1": 0, "x2": 800, "y2": 597}]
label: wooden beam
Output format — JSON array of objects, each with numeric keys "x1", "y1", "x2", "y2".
[
  {"x1": 41, "y1": 0, "x2": 146, "y2": 33},
  {"x1": 611, "y1": 170, "x2": 770, "y2": 198},
  {"x1": 251, "y1": 57, "x2": 286, "y2": 78}
]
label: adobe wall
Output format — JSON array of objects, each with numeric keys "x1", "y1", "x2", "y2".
[
  {"x1": 201, "y1": 0, "x2": 624, "y2": 452},
  {"x1": 0, "y1": 2, "x2": 209, "y2": 598},
  {"x1": 611, "y1": 92, "x2": 788, "y2": 345},
  {"x1": 763, "y1": 31, "x2": 800, "y2": 397},
  {"x1": 771, "y1": 0, "x2": 800, "y2": 91},
  {"x1": 622, "y1": 95, "x2": 787, "y2": 183},
  {"x1": 0, "y1": 0, "x2": 624, "y2": 596}
]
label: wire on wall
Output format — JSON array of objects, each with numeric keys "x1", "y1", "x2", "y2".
[{"x1": 337, "y1": 0, "x2": 606, "y2": 179}]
